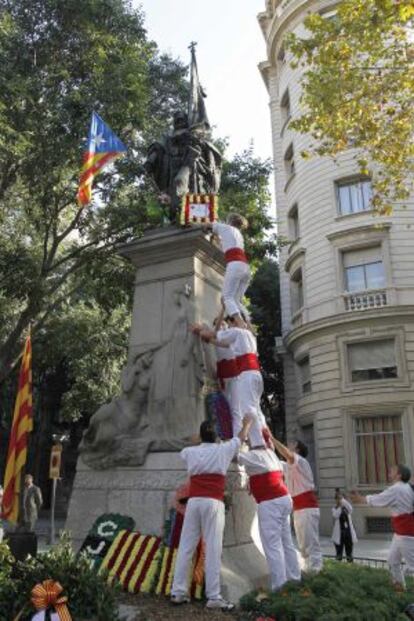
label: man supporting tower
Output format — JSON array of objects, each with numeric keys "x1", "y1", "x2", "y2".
[
  {"x1": 239, "y1": 443, "x2": 301, "y2": 590},
  {"x1": 350, "y1": 464, "x2": 414, "y2": 590},
  {"x1": 213, "y1": 316, "x2": 242, "y2": 437},
  {"x1": 171, "y1": 417, "x2": 252, "y2": 610},
  {"x1": 271, "y1": 435, "x2": 323, "y2": 573},
  {"x1": 199, "y1": 321, "x2": 268, "y2": 447}
]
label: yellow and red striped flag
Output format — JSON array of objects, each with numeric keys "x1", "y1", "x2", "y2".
[
  {"x1": 77, "y1": 112, "x2": 127, "y2": 206},
  {"x1": 2, "y1": 335, "x2": 33, "y2": 524}
]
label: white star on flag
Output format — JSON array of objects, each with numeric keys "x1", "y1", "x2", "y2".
[{"x1": 93, "y1": 133, "x2": 106, "y2": 148}]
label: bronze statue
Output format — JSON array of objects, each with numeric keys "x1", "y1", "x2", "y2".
[{"x1": 144, "y1": 44, "x2": 222, "y2": 222}]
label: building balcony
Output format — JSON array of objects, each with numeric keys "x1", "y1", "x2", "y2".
[{"x1": 343, "y1": 289, "x2": 388, "y2": 312}]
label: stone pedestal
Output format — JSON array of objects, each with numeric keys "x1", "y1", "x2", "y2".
[
  {"x1": 66, "y1": 454, "x2": 268, "y2": 601},
  {"x1": 120, "y1": 226, "x2": 225, "y2": 359},
  {"x1": 66, "y1": 227, "x2": 268, "y2": 601}
]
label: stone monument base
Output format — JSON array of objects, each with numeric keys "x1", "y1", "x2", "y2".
[{"x1": 66, "y1": 452, "x2": 268, "y2": 602}]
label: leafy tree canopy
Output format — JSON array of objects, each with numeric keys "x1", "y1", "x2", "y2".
[
  {"x1": 0, "y1": 0, "x2": 276, "y2": 391},
  {"x1": 286, "y1": 0, "x2": 414, "y2": 214},
  {"x1": 0, "y1": 0, "x2": 186, "y2": 383}
]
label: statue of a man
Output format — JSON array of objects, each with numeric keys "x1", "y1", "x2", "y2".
[{"x1": 145, "y1": 110, "x2": 222, "y2": 222}]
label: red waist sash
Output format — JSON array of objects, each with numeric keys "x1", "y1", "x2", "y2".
[
  {"x1": 224, "y1": 248, "x2": 248, "y2": 264},
  {"x1": 236, "y1": 353, "x2": 260, "y2": 374},
  {"x1": 189, "y1": 474, "x2": 226, "y2": 501},
  {"x1": 292, "y1": 490, "x2": 319, "y2": 511},
  {"x1": 250, "y1": 471, "x2": 288, "y2": 504},
  {"x1": 392, "y1": 513, "x2": 414, "y2": 536},
  {"x1": 217, "y1": 358, "x2": 238, "y2": 380}
]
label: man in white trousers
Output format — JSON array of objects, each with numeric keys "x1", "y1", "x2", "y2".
[
  {"x1": 200, "y1": 322, "x2": 269, "y2": 448},
  {"x1": 350, "y1": 464, "x2": 414, "y2": 590},
  {"x1": 171, "y1": 417, "x2": 252, "y2": 610},
  {"x1": 239, "y1": 444, "x2": 301, "y2": 590},
  {"x1": 213, "y1": 315, "x2": 242, "y2": 437},
  {"x1": 205, "y1": 213, "x2": 250, "y2": 328},
  {"x1": 271, "y1": 435, "x2": 323, "y2": 573}
]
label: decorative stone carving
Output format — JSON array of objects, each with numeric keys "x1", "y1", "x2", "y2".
[{"x1": 80, "y1": 285, "x2": 207, "y2": 469}]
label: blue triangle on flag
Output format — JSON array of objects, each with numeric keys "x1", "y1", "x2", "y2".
[{"x1": 87, "y1": 111, "x2": 127, "y2": 154}]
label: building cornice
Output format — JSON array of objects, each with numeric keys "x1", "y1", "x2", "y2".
[
  {"x1": 266, "y1": 0, "x2": 342, "y2": 65},
  {"x1": 284, "y1": 305, "x2": 414, "y2": 349},
  {"x1": 258, "y1": 60, "x2": 273, "y2": 92},
  {"x1": 267, "y1": 0, "x2": 314, "y2": 62},
  {"x1": 285, "y1": 246, "x2": 306, "y2": 272},
  {"x1": 326, "y1": 222, "x2": 392, "y2": 243}
]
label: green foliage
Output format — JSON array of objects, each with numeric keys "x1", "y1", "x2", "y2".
[
  {"x1": 248, "y1": 260, "x2": 284, "y2": 435},
  {"x1": 0, "y1": 535, "x2": 119, "y2": 621},
  {"x1": 0, "y1": 540, "x2": 18, "y2": 618},
  {"x1": 240, "y1": 560, "x2": 414, "y2": 621},
  {"x1": 0, "y1": 1, "x2": 277, "y2": 447},
  {"x1": 218, "y1": 146, "x2": 275, "y2": 265},
  {"x1": 286, "y1": 0, "x2": 414, "y2": 214},
  {"x1": 0, "y1": 0, "x2": 188, "y2": 381}
]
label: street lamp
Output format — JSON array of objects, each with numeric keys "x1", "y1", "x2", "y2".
[{"x1": 50, "y1": 433, "x2": 69, "y2": 545}]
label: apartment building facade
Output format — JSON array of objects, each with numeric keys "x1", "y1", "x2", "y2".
[{"x1": 258, "y1": 0, "x2": 414, "y2": 535}]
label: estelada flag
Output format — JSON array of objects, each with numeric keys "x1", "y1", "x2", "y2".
[
  {"x1": 77, "y1": 111, "x2": 127, "y2": 206},
  {"x1": 2, "y1": 334, "x2": 33, "y2": 524}
]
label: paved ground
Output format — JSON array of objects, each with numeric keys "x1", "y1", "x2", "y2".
[
  {"x1": 320, "y1": 534, "x2": 390, "y2": 561},
  {"x1": 118, "y1": 596, "x2": 253, "y2": 621}
]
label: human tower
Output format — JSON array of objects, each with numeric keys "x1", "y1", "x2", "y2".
[
  {"x1": 169, "y1": 214, "x2": 414, "y2": 611},
  {"x1": 168, "y1": 213, "x2": 322, "y2": 611}
]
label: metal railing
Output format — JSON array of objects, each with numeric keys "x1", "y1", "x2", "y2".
[{"x1": 323, "y1": 553, "x2": 389, "y2": 569}]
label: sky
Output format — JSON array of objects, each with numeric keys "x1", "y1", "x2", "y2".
[{"x1": 136, "y1": 0, "x2": 272, "y2": 161}]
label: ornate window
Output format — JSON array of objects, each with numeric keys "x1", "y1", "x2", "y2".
[
  {"x1": 336, "y1": 178, "x2": 373, "y2": 215},
  {"x1": 354, "y1": 415, "x2": 404, "y2": 484},
  {"x1": 343, "y1": 246, "x2": 385, "y2": 292},
  {"x1": 347, "y1": 339, "x2": 397, "y2": 383},
  {"x1": 297, "y1": 356, "x2": 311, "y2": 394},
  {"x1": 288, "y1": 203, "x2": 299, "y2": 241},
  {"x1": 290, "y1": 267, "x2": 303, "y2": 314},
  {"x1": 284, "y1": 143, "x2": 295, "y2": 179},
  {"x1": 280, "y1": 89, "x2": 291, "y2": 132}
]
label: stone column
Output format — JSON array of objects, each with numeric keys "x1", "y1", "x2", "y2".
[{"x1": 121, "y1": 227, "x2": 225, "y2": 360}]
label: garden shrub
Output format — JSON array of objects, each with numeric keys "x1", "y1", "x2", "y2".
[
  {"x1": 0, "y1": 534, "x2": 120, "y2": 621},
  {"x1": 240, "y1": 560, "x2": 414, "y2": 621}
]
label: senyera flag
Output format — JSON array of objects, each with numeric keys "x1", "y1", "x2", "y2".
[
  {"x1": 2, "y1": 334, "x2": 33, "y2": 524},
  {"x1": 77, "y1": 111, "x2": 127, "y2": 206}
]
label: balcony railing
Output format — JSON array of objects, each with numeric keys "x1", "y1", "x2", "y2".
[{"x1": 343, "y1": 289, "x2": 387, "y2": 312}]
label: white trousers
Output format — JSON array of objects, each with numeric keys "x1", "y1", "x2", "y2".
[
  {"x1": 171, "y1": 497, "x2": 225, "y2": 601},
  {"x1": 222, "y1": 260, "x2": 251, "y2": 319},
  {"x1": 224, "y1": 377, "x2": 243, "y2": 436},
  {"x1": 293, "y1": 508, "x2": 323, "y2": 572},
  {"x1": 258, "y1": 495, "x2": 301, "y2": 590},
  {"x1": 388, "y1": 534, "x2": 414, "y2": 586},
  {"x1": 238, "y1": 370, "x2": 265, "y2": 446}
]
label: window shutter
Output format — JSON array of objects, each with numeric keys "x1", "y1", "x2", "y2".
[
  {"x1": 348, "y1": 339, "x2": 396, "y2": 371},
  {"x1": 343, "y1": 246, "x2": 381, "y2": 268}
]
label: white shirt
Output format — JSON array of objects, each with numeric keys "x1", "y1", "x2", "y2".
[
  {"x1": 217, "y1": 327, "x2": 257, "y2": 358},
  {"x1": 332, "y1": 498, "x2": 358, "y2": 545},
  {"x1": 282, "y1": 454, "x2": 315, "y2": 497},
  {"x1": 239, "y1": 448, "x2": 284, "y2": 476},
  {"x1": 366, "y1": 481, "x2": 414, "y2": 516},
  {"x1": 212, "y1": 222, "x2": 244, "y2": 252},
  {"x1": 216, "y1": 328, "x2": 235, "y2": 362},
  {"x1": 180, "y1": 438, "x2": 241, "y2": 476}
]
